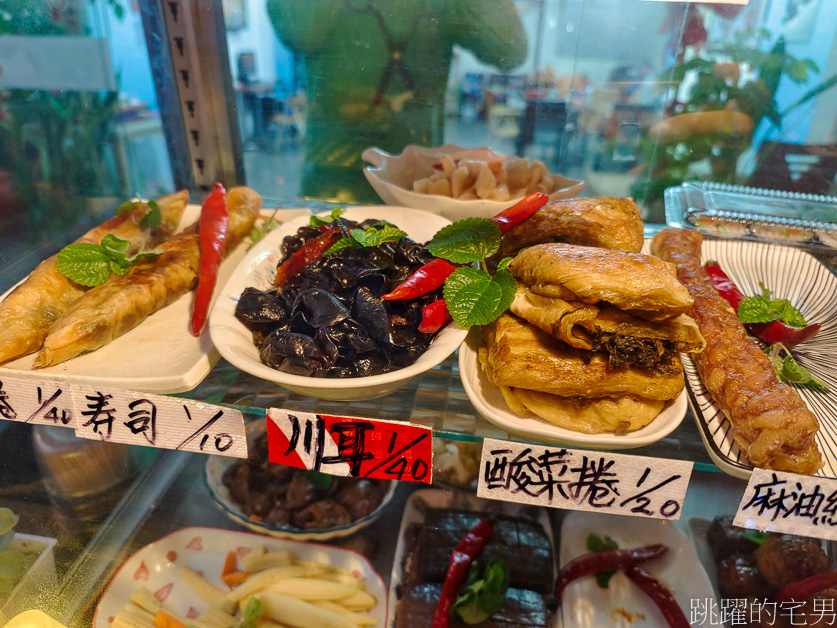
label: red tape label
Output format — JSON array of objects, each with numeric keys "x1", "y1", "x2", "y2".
[{"x1": 266, "y1": 408, "x2": 433, "y2": 484}]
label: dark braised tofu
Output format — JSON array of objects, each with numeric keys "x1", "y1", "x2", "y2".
[
  {"x1": 706, "y1": 514, "x2": 762, "y2": 563},
  {"x1": 753, "y1": 534, "x2": 830, "y2": 589}
]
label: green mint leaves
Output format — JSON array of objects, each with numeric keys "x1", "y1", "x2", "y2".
[
  {"x1": 766, "y1": 343, "x2": 829, "y2": 391},
  {"x1": 428, "y1": 218, "x2": 501, "y2": 264},
  {"x1": 238, "y1": 597, "x2": 262, "y2": 628},
  {"x1": 737, "y1": 283, "x2": 807, "y2": 327},
  {"x1": 248, "y1": 217, "x2": 280, "y2": 250},
  {"x1": 444, "y1": 266, "x2": 516, "y2": 328},
  {"x1": 55, "y1": 235, "x2": 162, "y2": 287},
  {"x1": 586, "y1": 533, "x2": 619, "y2": 589},
  {"x1": 115, "y1": 198, "x2": 162, "y2": 229},
  {"x1": 452, "y1": 557, "x2": 510, "y2": 624},
  {"x1": 326, "y1": 222, "x2": 407, "y2": 255},
  {"x1": 310, "y1": 207, "x2": 345, "y2": 227}
]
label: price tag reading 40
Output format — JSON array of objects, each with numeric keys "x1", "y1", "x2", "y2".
[{"x1": 266, "y1": 409, "x2": 433, "y2": 484}]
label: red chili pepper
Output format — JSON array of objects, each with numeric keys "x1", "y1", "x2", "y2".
[
  {"x1": 490, "y1": 192, "x2": 549, "y2": 235},
  {"x1": 431, "y1": 518, "x2": 494, "y2": 628},
  {"x1": 418, "y1": 298, "x2": 452, "y2": 333},
  {"x1": 190, "y1": 183, "x2": 229, "y2": 337},
  {"x1": 383, "y1": 258, "x2": 458, "y2": 301},
  {"x1": 704, "y1": 261, "x2": 746, "y2": 311},
  {"x1": 775, "y1": 572, "x2": 837, "y2": 605},
  {"x1": 748, "y1": 320, "x2": 821, "y2": 347},
  {"x1": 273, "y1": 226, "x2": 341, "y2": 288},
  {"x1": 554, "y1": 544, "x2": 668, "y2": 607},
  {"x1": 625, "y1": 566, "x2": 690, "y2": 628}
]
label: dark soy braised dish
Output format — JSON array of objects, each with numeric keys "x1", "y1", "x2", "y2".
[
  {"x1": 234, "y1": 217, "x2": 442, "y2": 377},
  {"x1": 222, "y1": 433, "x2": 389, "y2": 530}
]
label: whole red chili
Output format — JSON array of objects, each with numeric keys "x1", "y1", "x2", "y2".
[
  {"x1": 191, "y1": 183, "x2": 229, "y2": 336},
  {"x1": 489, "y1": 192, "x2": 549, "y2": 235},
  {"x1": 383, "y1": 258, "x2": 458, "y2": 301},
  {"x1": 554, "y1": 544, "x2": 668, "y2": 606},
  {"x1": 704, "y1": 261, "x2": 746, "y2": 311},
  {"x1": 625, "y1": 566, "x2": 690, "y2": 628},
  {"x1": 418, "y1": 298, "x2": 453, "y2": 333},
  {"x1": 273, "y1": 226, "x2": 341, "y2": 288},
  {"x1": 431, "y1": 518, "x2": 495, "y2": 628},
  {"x1": 774, "y1": 572, "x2": 837, "y2": 605},
  {"x1": 749, "y1": 320, "x2": 821, "y2": 347}
]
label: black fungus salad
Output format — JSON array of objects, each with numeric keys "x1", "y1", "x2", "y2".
[{"x1": 235, "y1": 196, "x2": 549, "y2": 379}]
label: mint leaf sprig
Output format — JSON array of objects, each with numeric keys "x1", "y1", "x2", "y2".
[
  {"x1": 738, "y1": 282, "x2": 807, "y2": 327},
  {"x1": 310, "y1": 207, "x2": 345, "y2": 228},
  {"x1": 248, "y1": 217, "x2": 280, "y2": 250},
  {"x1": 326, "y1": 221, "x2": 407, "y2": 255},
  {"x1": 427, "y1": 217, "x2": 515, "y2": 329},
  {"x1": 115, "y1": 198, "x2": 162, "y2": 229},
  {"x1": 765, "y1": 343, "x2": 830, "y2": 391},
  {"x1": 55, "y1": 234, "x2": 162, "y2": 287}
]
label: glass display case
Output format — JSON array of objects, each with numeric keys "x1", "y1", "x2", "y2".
[{"x1": 1, "y1": 0, "x2": 837, "y2": 626}]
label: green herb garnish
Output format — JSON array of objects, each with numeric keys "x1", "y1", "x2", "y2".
[
  {"x1": 305, "y1": 470, "x2": 334, "y2": 491},
  {"x1": 428, "y1": 218, "x2": 501, "y2": 264},
  {"x1": 238, "y1": 597, "x2": 262, "y2": 628},
  {"x1": 248, "y1": 217, "x2": 280, "y2": 250},
  {"x1": 451, "y1": 557, "x2": 510, "y2": 624},
  {"x1": 766, "y1": 343, "x2": 830, "y2": 390},
  {"x1": 737, "y1": 283, "x2": 807, "y2": 327},
  {"x1": 326, "y1": 222, "x2": 407, "y2": 255},
  {"x1": 115, "y1": 198, "x2": 162, "y2": 229},
  {"x1": 586, "y1": 533, "x2": 619, "y2": 589},
  {"x1": 310, "y1": 207, "x2": 345, "y2": 227},
  {"x1": 444, "y1": 266, "x2": 516, "y2": 328},
  {"x1": 55, "y1": 235, "x2": 163, "y2": 287}
]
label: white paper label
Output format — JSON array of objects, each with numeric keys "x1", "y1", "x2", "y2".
[
  {"x1": 477, "y1": 438, "x2": 693, "y2": 520},
  {"x1": 734, "y1": 468, "x2": 837, "y2": 540},
  {"x1": 72, "y1": 386, "x2": 246, "y2": 458},
  {"x1": 0, "y1": 377, "x2": 75, "y2": 427}
]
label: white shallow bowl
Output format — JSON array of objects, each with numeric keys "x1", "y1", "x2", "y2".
[
  {"x1": 205, "y1": 419, "x2": 397, "y2": 541},
  {"x1": 459, "y1": 328, "x2": 688, "y2": 450},
  {"x1": 362, "y1": 144, "x2": 585, "y2": 222},
  {"x1": 209, "y1": 206, "x2": 467, "y2": 401}
]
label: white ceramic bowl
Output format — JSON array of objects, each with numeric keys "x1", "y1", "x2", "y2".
[
  {"x1": 362, "y1": 144, "x2": 585, "y2": 222},
  {"x1": 458, "y1": 328, "x2": 688, "y2": 450},
  {"x1": 205, "y1": 419, "x2": 397, "y2": 541},
  {"x1": 209, "y1": 206, "x2": 467, "y2": 401}
]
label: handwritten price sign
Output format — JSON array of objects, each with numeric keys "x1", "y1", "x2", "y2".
[
  {"x1": 477, "y1": 438, "x2": 693, "y2": 520},
  {"x1": 735, "y1": 469, "x2": 837, "y2": 541},
  {"x1": 0, "y1": 377, "x2": 246, "y2": 458},
  {"x1": 266, "y1": 409, "x2": 433, "y2": 484}
]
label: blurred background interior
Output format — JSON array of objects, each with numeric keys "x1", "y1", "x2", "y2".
[{"x1": 1, "y1": 0, "x2": 836, "y2": 268}]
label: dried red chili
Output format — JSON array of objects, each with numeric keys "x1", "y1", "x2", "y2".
[
  {"x1": 554, "y1": 544, "x2": 668, "y2": 606},
  {"x1": 489, "y1": 192, "x2": 549, "y2": 235},
  {"x1": 774, "y1": 572, "x2": 837, "y2": 605},
  {"x1": 382, "y1": 258, "x2": 458, "y2": 301},
  {"x1": 191, "y1": 183, "x2": 229, "y2": 336},
  {"x1": 704, "y1": 261, "x2": 746, "y2": 311},
  {"x1": 418, "y1": 298, "x2": 452, "y2": 333},
  {"x1": 625, "y1": 566, "x2": 690, "y2": 628},
  {"x1": 431, "y1": 518, "x2": 495, "y2": 628},
  {"x1": 273, "y1": 226, "x2": 340, "y2": 288}
]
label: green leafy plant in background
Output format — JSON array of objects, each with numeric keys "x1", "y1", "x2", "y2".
[
  {"x1": 631, "y1": 28, "x2": 837, "y2": 218},
  {"x1": 0, "y1": 0, "x2": 127, "y2": 240}
]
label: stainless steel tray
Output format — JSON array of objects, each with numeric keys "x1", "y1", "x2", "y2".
[{"x1": 665, "y1": 181, "x2": 837, "y2": 248}]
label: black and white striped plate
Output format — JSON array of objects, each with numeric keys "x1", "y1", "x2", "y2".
[{"x1": 666, "y1": 239, "x2": 837, "y2": 479}]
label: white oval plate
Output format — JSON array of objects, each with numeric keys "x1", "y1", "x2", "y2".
[
  {"x1": 93, "y1": 526, "x2": 388, "y2": 627},
  {"x1": 459, "y1": 328, "x2": 688, "y2": 450},
  {"x1": 560, "y1": 511, "x2": 715, "y2": 627},
  {"x1": 208, "y1": 206, "x2": 467, "y2": 400},
  {"x1": 205, "y1": 419, "x2": 396, "y2": 541}
]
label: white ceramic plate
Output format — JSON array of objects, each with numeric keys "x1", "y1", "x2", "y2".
[
  {"x1": 648, "y1": 239, "x2": 837, "y2": 479},
  {"x1": 560, "y1": 511, "x2": 715, "y2": 627},
  {"x1": 93, "y1": 526, "x2": 388, "y2": 627},
  {"x1": 0, "y1": 205, "x2": 284, "y2": 394},
  {"x1": 459, "y1": 328, "x2": 688, "y2": 450},
  {"x1": 362, "y1": 144, "x2": 585, "y2": 222},
  {"x1": 209, "y1": 206, "x2": 468, "y2": 401},
  {"x1": 387, "y1": 488, "x2": 557, "y2": 628},
  {"x1": 205, "y1": 419, "x2": 397, "y2": 541}
]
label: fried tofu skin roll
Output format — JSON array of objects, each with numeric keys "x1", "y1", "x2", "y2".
[
  {"x1": 651, "y1": 228, "x2": 822, "y2": 474},
  {"x1": 35, "y1": 187, "x2": 261, "y2": 367},
  {"x1": 0, "y1": 190, "x2": 188, "y2": 364}
]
